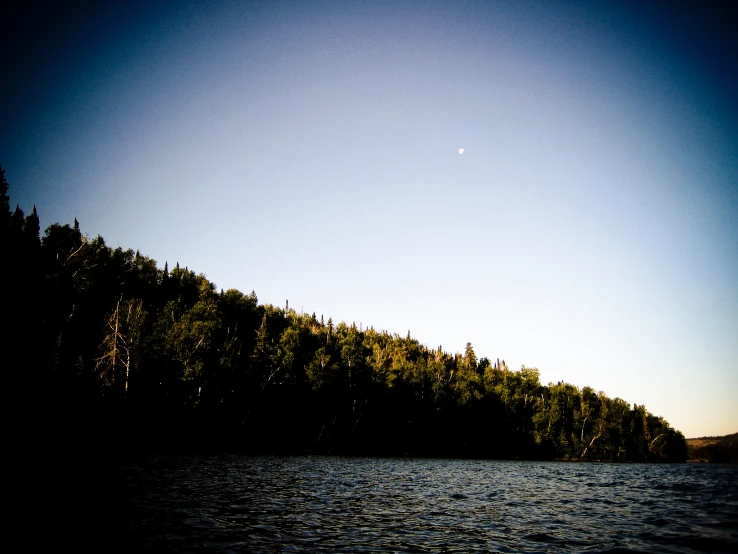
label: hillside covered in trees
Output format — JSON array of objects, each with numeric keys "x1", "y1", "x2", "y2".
[
  {"x1": 687, "y1": 434, "x2": 738, "y2": 463},
  {"x1": 2, "y1": 166, "x2": 687, "y2": 462}
]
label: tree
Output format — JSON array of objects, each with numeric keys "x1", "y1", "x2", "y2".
[
  {"x1": 95, "y1": 298, "x2": 146, "y2": 397},
  {"x1": 576, "y1": 386, "x2": 602, "y2": 459},
  {"x1": 277, "y1": 324, "x2": 302, "y2": 385},
  {"x1": 166, "y1": 277, "x2": 220, "y2": 398},
  {"x1": 0, "y1": 166, "x2": 690, "y2": 459},
  {"x1": 0, "y1": 165, "x2": 11, "y2": 229},
  {"x1": 463, "y1": 342, "x2": 478, "y2": 372},
  {"x1": 24, "y1": 205, "x2": 40, "y2": 247},
  {"x1": 307, "y1": 346, "x2": 336, "y2": 390},
  {"x1": 252, "y1": 313, "x2": 280, "y2": 392},
  {"x1": 339, "y1": 323, "x2": 364, "y2": 390}
]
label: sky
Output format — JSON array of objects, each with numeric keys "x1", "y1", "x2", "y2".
[{"x1": 2, "y1": 0, "x2": 736, "y2": 438}]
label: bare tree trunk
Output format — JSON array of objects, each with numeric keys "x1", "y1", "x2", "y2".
[
  {"x1": 581, "y1": 416, "x2": 588, "y2": 443},
  {"x1": 112, "y1": 301, "x2": 119, "y2": 386},
  {"x1": 580, "y1": 432, "x2": 601, "y2": 460}
]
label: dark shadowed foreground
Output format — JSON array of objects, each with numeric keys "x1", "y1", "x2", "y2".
[{"x1": 75, "y1": 455, "x2": 738, "y2": 553}]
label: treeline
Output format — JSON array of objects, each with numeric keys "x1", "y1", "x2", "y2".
[
  {"x1": 688, "y1": 434, "x2": 738, "y2": 463},
  {"x1": 2, "y1": 166, "x2": 687, "y2": 462}
]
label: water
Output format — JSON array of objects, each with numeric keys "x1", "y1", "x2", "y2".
[{"x1": 90, "y1": 455, "x2": 737, "y2": 553}]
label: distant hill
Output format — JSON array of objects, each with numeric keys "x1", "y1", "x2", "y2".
[{"x1": 686, "y1": 433, "x2": 738, "y2": 463}]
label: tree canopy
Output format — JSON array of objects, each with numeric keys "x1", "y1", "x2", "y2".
[{"x1": 2, "y1": 165, "x2": 688, "y2": 461}]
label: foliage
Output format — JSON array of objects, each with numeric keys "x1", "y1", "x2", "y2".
[
  {"x1": 2, "y1": 165, "x2": 692, "y2": 461},
  {"x1": 687, "y1": 434, "x2": 738, "y2": 463}
]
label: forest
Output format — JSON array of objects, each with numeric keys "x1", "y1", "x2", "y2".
[
  {"x1": 687, "y1": 434, "x2": 738, "y2": 463},
  {"x1": 2, "y1": 166, "x2": 688, "y2": 462}
]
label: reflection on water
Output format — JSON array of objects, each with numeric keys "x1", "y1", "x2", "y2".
[{"x1": 91, "y1": 455, "x2": 737, "y2": 553}]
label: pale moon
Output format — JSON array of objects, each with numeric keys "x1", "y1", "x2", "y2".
[{"x1": 458, "y1": 148, "x2": 464, "y2": 155}]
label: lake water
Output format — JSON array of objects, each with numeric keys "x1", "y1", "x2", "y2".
[{"x1": 89, "y1": 455, "x2": 737, "y2": 553}]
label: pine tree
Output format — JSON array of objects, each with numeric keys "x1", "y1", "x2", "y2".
[
  {"x1": 11, "y1": 204, "x2": 24, "y2": 232},
  {"x1": 24, "y1": 205, "x2": 40, "y2": 246},
  {"x1": 0, "y1": 165, "x2": 10, "y2": 228}
]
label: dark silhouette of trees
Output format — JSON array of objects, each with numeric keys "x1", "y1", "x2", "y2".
[
  {"x1": 687, "y1": 434, "x2": 737, "y2": 463},
  {"x1": 2, "y1": 164, "x2": 693, "y2": 461}
]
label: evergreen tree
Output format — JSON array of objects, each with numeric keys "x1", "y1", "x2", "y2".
[
  {"x1": 0, "y1": 164, "x2": 689, "y2": 460},
  {"x1": 0, "y1": 165, "x2": 10, "y2": 228}
]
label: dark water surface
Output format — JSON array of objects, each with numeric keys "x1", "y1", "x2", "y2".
[{"x1": 91, "y1": 455, "x2": 737, "y2": 553}]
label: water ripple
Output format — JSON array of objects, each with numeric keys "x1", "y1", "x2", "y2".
[{"x1": 93, "y1": 455, "x2": 738, "y2": 553}]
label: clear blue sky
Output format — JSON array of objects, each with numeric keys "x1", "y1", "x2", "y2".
[{"x1": 2, "y1": 0, "x2": 736, "y2": 438}]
